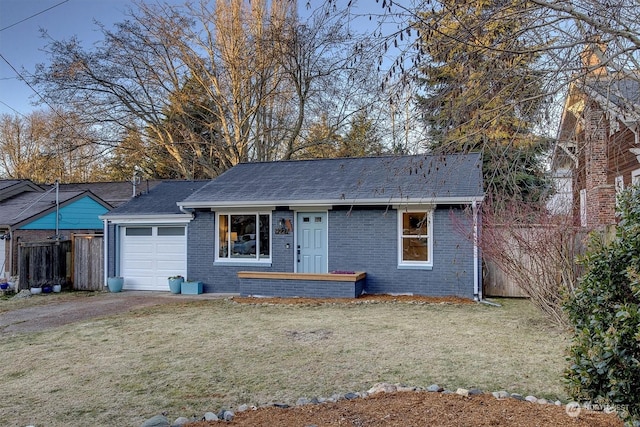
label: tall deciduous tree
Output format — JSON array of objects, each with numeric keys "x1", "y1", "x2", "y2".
[{"x1": 29, "y1": 0, "x2": 375, "y2": 179}]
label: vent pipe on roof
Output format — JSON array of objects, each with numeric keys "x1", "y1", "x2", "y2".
[{"x1": 132, "y1": 168, "x2": 141, "y2": 197}]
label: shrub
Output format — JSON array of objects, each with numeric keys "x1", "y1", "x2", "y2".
[
  {"x1": 477, "y1": 201, "x2": 585, "y2": 326},
  {"x1": 564, "y1": 187, "x2": 640, "y2": 424}
]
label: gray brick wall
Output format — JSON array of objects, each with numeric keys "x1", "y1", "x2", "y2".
[
  {"x1": 328, "y1": 207, "x2": 475, "y2": 298},
  {"x1": 187, "y1": 206, "x2": 477, "y2": 298},
  {"x1": 240, "y1": 277, "x2": 364, "y2": 298},
  {"x1": 188, "y1": 210, "x2": 295, "y2": 293}
]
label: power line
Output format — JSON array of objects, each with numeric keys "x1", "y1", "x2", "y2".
[
  {"x1": 0, "y1": 52, "x2": 56, "y2": 112},
  {"x1": 0, "y1": 100, "x2": 28, "y2": 117},
  {"x1": 0, "y1": 52, "x2": 95, "y2": 152},
  {"x1": 0, "y1": 0, "x2": 70, "y2": 32}
]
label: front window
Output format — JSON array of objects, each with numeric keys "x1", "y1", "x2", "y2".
[
  {"x1": 217, "y1": 213, "x2": 270, "y2": 261},
  {"x1": 399, "y1": 210, "x2": 432, "y2": 267}
]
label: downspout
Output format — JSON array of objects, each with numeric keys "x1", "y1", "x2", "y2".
[
  {"x1": 55, "y1": 180, "x2": 59, "y2": 239},
  {"x1": 179, "y1": 205, "x2": 194, "y2": 216},
  {"x1": 103, "y1": 219, "x2": 108, "y2": 287},
  {"x1": 8, "y1": 228, "x2": 13, "y2": 278},
  {"x1": 472, "y1": 200, "x2": 482, "y2": 301}
]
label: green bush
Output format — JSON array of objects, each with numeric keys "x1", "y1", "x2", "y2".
[{"x1": 564, "y1": 187, "x2": 640, "y2": 424}]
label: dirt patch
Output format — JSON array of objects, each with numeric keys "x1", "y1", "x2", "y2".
[
  {"x1": 195, "y1": 294, "x2": 623, "y2": 427},
  {"x1": 186, "y1": 391, "x2": 622, "y2": 426},
  {"x1": 232, "y1": 294, "x2": 475, "y2": 305}
]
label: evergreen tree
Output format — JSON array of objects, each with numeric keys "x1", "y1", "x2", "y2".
[
  {"x1": 337, "y1": 111, "x2": 385, "y2": 158},
  {"x1": 415, "y1": 0, "x2": 550, "y2": 204}
]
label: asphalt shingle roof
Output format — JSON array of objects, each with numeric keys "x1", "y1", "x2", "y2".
[
  {"x1": 583, "y1": 73, "x2": 640, "y2": 122},
  {"x1": 55, "y1": 181, "x2": 162, "y2": 208},
  {"x1": 182, "y1": 154, "x2": 483, "y2": 208},
  {"x1": 0, "y1": 180, "x2": 25, "y2": 191},
  {"x1": 0, "y1": 180, "x2": 43, "y2": 202},
  {"x1": 104, "y1": 181, "x2": 209, "y2": 216}
]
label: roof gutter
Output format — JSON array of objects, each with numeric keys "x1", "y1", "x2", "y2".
[
  {"x1": 178, "y1": 196, "x2": 485, "y2": 210},
  {"x1": 179, "y1": 205, "x2": 194, "y2": 215},
  {"x1": 99, "y1": 213, "x2": 193, "y2": 224}
]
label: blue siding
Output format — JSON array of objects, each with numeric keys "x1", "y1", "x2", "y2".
[
  {"x1": 20, "y1": 197, "x2": 108, "y2": 230},
  {"x1": 187, "y1": 207, "x2": 476, "y2": 298}
]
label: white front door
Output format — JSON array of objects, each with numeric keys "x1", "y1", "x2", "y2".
[{"x1": 297, "y1": 212, "x2": 327, "y2": 273}]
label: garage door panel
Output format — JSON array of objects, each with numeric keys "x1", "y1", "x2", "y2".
[
  {"x1": 123, "y1": 260, "x2": 155, "y2": 270},
  {"x1": 123, "y1": 246, "x2": 156, "y2": 257},
  {"x1": 156, "y1": 262, "x2": 185, "y2": 273},
  {"x1": 121, "y1": 226, "x2": 187, "y2": 291},
  {"x1": 156, "y1": 244, "x2": 186, "y2": 256}
]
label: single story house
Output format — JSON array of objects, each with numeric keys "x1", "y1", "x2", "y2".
[{"x1": 103, "y1": 154, "x2": 484, "y2": 299}]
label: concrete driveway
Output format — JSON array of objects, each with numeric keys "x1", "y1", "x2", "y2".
[{"x1": 0, "y1": 291, "x2": 235, "y2": 334}]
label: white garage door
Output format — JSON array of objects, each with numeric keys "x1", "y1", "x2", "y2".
[{"x1": 120, "y1": 226, "x2": 187, "y2": 291}]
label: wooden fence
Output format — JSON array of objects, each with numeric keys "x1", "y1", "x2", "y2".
[
  {"x1": 482, "y1": 224, "x2": 593, "y2": 298},
  {"x1": 72, "y1": 234, "x2": 104, "y2": 291},
  {"x1": 18, "y1": 240, "x2": 71, "y2": 289},
  {"x1": 483, "y1": 260, "x2": 528, "y2": 297}
]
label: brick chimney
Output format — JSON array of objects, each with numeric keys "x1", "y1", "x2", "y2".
[
  {"x1": 583, "y1": 100, "x2": 616, "y2": 228},
  {"x1": 580, "y1": 39, "x2": 608, "y2": 77}
]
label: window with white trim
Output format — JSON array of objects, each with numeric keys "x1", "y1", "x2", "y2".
[
  {"x1": 398, "y1": 210, "x2": 433, "y2": 267},
  {"x1": 632, "y1": 168, "x2": 640, "y2": 185},
  {"x1": 216, "y1": 213, "x2": 271, "y2": 262}
]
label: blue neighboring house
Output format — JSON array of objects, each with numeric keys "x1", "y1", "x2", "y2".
[
  {"x1": 0, "y1": 180, "x2": 113, "y2": 280},
  {"x1": 103, "y1": 154, "x2": 484, "y2": 298}
]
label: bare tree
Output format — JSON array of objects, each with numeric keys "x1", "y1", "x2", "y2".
[
  {"x1": 28, "y1": 0, "x2": 382, "y2": 179},
  {"x1": 0, "y1": 111, "x2": 102, "y2": 183},
  {"x1": 476, "y1": 201, "x2": 587, "y2": 326}
]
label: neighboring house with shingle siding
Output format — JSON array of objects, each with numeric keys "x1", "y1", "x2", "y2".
[
  {"x1": 101, "y1": 154, "x2": 484, "y2": 298},
  {"x1": 0, "y1": 179, "x2": 162, "y2": 282},
  {"x1": 550, "y1": 44, "x2": 640, "y2": 228}
]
